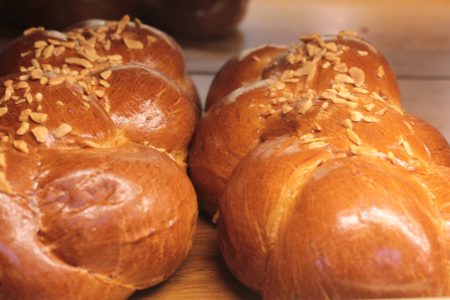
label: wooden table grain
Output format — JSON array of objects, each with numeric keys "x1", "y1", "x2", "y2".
[{"x1": 134, "y1": 1, "x2": 450, "y2": 299}]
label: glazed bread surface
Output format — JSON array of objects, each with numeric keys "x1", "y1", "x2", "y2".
[
  {"x1": 189, "y1": 32, "x2": 450, "y2": 298},
  {"x1": 0, "y1": 16, "x2": 198, "y2": 299}
]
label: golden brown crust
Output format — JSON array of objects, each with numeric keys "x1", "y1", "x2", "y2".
[
  {"x1": 0, "y1": 16, "x2": 198, "y2": 299},
  {"x1": 189, "y1": 32, "x2": 450, "y2": 297}
]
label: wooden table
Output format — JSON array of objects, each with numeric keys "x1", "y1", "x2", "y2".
[{"x1": 133, "y1": 0, "x2": 450, "y2": 299}]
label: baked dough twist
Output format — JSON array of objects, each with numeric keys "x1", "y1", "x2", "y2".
[
  {"x1": 189, "y1": 32, "x2": 450, "y2": 298},
  {"x1": 0, "y1": 16, "x2": 198, "y2": 299}
]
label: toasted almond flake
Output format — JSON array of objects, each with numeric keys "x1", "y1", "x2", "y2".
[
  {"x1": 400, "y1": 137, "x2": 414, "y2": 157},
  {"x1": 334, "y1": 74, "x2": 354, "y2": 84},
  {"x1": 115, "y1": 15, "x2": 130, "y2": 36},
  {"x1": 16, "y1": 122, "x2": 30, "y2": 135},
  {"x1": 346, "y1": 101, "x2": 358, "y2": 109},
  {"x1": 252, "y1": 55, "x2": 261, "y2": 62},
  {"x1": 349, "y1": 145, "x2": 378, "y2": 156},
  {"x1": 53, "y1": 46, "x2": 65, "y2": 57},
  {"x1": 282, "y1": 105, "x2": 293, "y2": 114},
  {"x1": 146, "y1": 35, "x2": 157, "y2": 45},
  {"x1": 306, "y1": 43, "x2": 320, "y2": 57},
  {"x1": 338, "y1": 30, "x2": 358, "y2": 37},
  {"x1": 95, "y1": 89, "x2": 105, "y2": 98},
  {"x1": 48, "y1": 76, "x2": 65, "y2": 86},
  {"x1": 364, "y1": 116, "x2": 380, "y2": 123},
  {"x1": 36, "y1": 105, "x2": 42, "y2": 111},
  {"x1": 23, "y1": 27, "x2": 44, "y2": 36},
  {"x1": 34, "y1": 92, "x2": 43, "y2": 102},
  {"x1": 325, "y1": 42, "x2": 338, "y2": 52},
  {"x1": 322, "y1": 61, "x2": 331, "y2": 69},
  {"x1": 15, "y1": 81, "x2": 29, "y2": 90},
  {"x1": 30, "y1": 69, "x2": 44, "y2": 79},
  {"x1": 3, "y1": 80, "x2": 12, "y2": 87},
  {"x1": 343, "y1": 118, "x2": 353, "y2": 129},
  {"x1": 357, "y1": 50, "x2": 368, "y2": 56},
  {"x1": 333, "y1": 63, "x2": 348, "y2": 73},
  {"x1": 56, "y1": 101, "x2": 64, "y2": 106},
  {"x1": 48, "y1": 39, "x2": 61, "y2": 45},
  {"x1": 321, "y1": 101, "x2": 329, "y2": 110},
  {"x1": 65, "y1": 57, "x2": 93, "y2": 69},
  {"x1": 40, "y1": 77, "x2": 48, "y2": 85},
  {"x1": 29, "y1": 112, "x2": 48, "y2": 124},
  {"x1": 308, "y1": 141, "x2": 328, "y2": 149},
  {"x1": 42, "y1": 44, "x2": 55, "y2": 59},
  {"x1": 34, "y1": 40, "x2": 47, "y2": 48},
  {"x1": 99, "y1": 80, "x2": 111, "y2": 88},
  {"x1": 377, "y1": 65, "x2": 385, "y2": 78},
  {"x1": 403, "y1": 121, "x2": 413, "y2": 131},
  {"x1": 330, "y1": 97, "x2": 347, "y2": 104},
  {"x1": 31, "y1": 126, "x2": 48, "y2": 143},
  {"x1": 371, "y1": 91, "x2": 385, "y2": 102},
  {"x1": 61, "y1": 41, "x2": 76, "y2": 49},
  {"x1": 19, "y1": 74, "x2": 30, "y2": 81},
  {"x1": 375, "y1": 108, "x2": 387, "y2": 116},
  {"x1": 13, "y1": 140, "x2": 28, "y2": 153},
  {"x1": 363, "y1": 103, "x2": 376, "y2": 111},
  {"x1": 0, "y1": 171, "x2": 12, "y2": 194},
  {"x1": 350, "y1": 111, "x2": 364, "y2": 122},
  {"x1": 123, "y1": 37, "x2": 144, "y2": 49},
  {"x1": 299, "y1": 99, "x2": 313, "y2": 114},
  {"x1": 100, "y1": 70, "x2": 112, "y2": 80},
  {"x1": 300, "y1": 33, "x2": 321, "y2": 42},
  {"x1": 346, "y1": 129, "x2": 362, "y2": 145},
  {"x1": 19, "y1": 109, "x2": 32, "y2": 122},
  {"x1": 0, "y1": 107, "x2": 8, "y2": 117},
  {"x1": 349, "y1": 67, "x2": 365, "y2": 87},
  {"x1": 0, "y1": 153, "x2": 5, "y2": 168}
]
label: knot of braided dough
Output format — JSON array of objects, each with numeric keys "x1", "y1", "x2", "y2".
[
  {"x1": 189, "y1": 32, "x2": 450, "y2": 298},
  {"x1": 0, "y1": 16, "x2": 198, "y2": 299}
]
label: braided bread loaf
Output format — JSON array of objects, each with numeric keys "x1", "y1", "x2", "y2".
[
  {"x1": 0, "y1": 16, "x2": 198, "y2": 299},
  {"x1": 189, "y1": 32, "x2": 450, "y2": 298}
]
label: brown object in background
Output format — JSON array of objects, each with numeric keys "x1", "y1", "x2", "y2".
[
  {"x1": 0, "y1": 0, "x2": 138, "y2": 30},
  {"x1": 139, "y1": 0, "x2": 249, "y2": 39},
  {"x1": 0, "y1": 16, "x2": 198, "y2": 299},
  {"x1": 189, "y1": 32, "x2": 450, "y2": 298}
]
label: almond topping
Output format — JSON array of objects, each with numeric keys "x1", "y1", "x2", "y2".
[
  {"x1": 100, "y1": 70, "x2": 112, "y2": 80},
  {"x1": 350, "y1": 111, "x2": 364, "y2": 122},
  {"x1": 333, "y1": 63, "x2": 348, "y2": 73},
  {"x1": 31, "y1": 126, "x2": 48, "y2": 143},
  {"x1": 123, "y1": 37, "x2": 144, "y2": 49},
  {"x1": 16, "y1": 122, "x2": 30, "y2": 135},
  {"x1": 364, "y1": 116, "x2": 380, "y2": 123},
  {"x1": 0, "y1": 107, "x2": 8, "y2": 117},
  {"x1": 34, "y1": 40, "x2": 47, "y2": 48},
  {"x1": 19, "y1": 109, "x2": 32, "y2": 121},
  {"x1": 343, "y1": 119, "x2": 353, "y2": 129},
  {"x1": 377, "y1": 65, "x2": 385, "y2": 78},
  {"x1": 346, "y1": 129, "x2": 362, "y2": 145},
  {"x1": 54, "y1": 123, "x2": 72, "y2": 138},
  {"x1": 0, "y1": 172, "x2": 12, "y2": 194},
  {"x1": 308, "y1": 141, "x2": 328, "y2": 149},
  {"x1": 146, "y1": 35, "x2": 157, "y2": 45},
  {"x1": 42, "y1": 44, "x2": 55, "y2": 59},
  {"x1": 13, "y1": 140, "x2": 29, "y2": 153},
  {"x1": 322, "y1": 61, "x2": 331, "y2": 69},
  {"x1": 29, "y1": 112, "x2": 48, "y2": 124},
  {"x1": 299, "y1": 99, "x2": 313, "y2": 114},
  {"x1": 65, "y1": 57, "x2": 93, "y2": 69},
  {"x1": 349, "y1": 67, "x2": 365, "y2": 87},
  {"x1": 325, "y1": 42, "x2": 338, "y2": 52},
  {"x1": 53, "y1": 46, "x2": 65, "y2": 57},
  {"x1": 357, "y1": 50, "x2": 369, "y2": 56},
  {"x1": 400, "y1": 137, "x2": 414, "y2": 157},
  {"x1": 334, "y1": 74, "x2": 354, "y2": 84},
  {"x1": 363, "y1": 103, "x2": 375, "y2": 111},
  {"x1": 35, "y1": 92, "x2": 43, "y2": 102},
  {"x1": 48, "y1": 76, "x2": 65, "y2": 86}
]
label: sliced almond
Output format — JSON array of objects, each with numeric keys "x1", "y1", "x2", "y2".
[
  {"x1": 16, "y1": 122, "x2": 30, "y2": 135},
  {"x1": 123, "y1": 37, "x2": 144, "y2": 49},
  {"x1": 349, "y1": 67, "x2": 365, "y2": 87},
  {"x1": 350, "y1": 111, "x2": 364, "y2": 122},
  {"x1": 29, "y1": 112, "x2": 48, "y2": 124},
  {"x1": 54, "y1": 123, "x2": 72, "y2": 138},
  {"x1": 346, "y1": 128, "x2": 362, "y2": 145},
  {"x1": 0, "y1": 107, "x2": 8, "y2": 117},
  {"x1": 13, "y1": 140, "x2": 29, "y2": 153},
  {"x1": 0, "y1": 153, "x2": 5, "y2": 168},
  {"x1": 0, "y1": 171, "x2": 12, "y2": 194}
]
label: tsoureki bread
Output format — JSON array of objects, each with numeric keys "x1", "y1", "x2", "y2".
[
  {"x1": 189, "y1": 32, "x2": 450, "y2": 298},
  {"x1": 0, "y1": 16, "x2": 198, "y2": 299}
]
